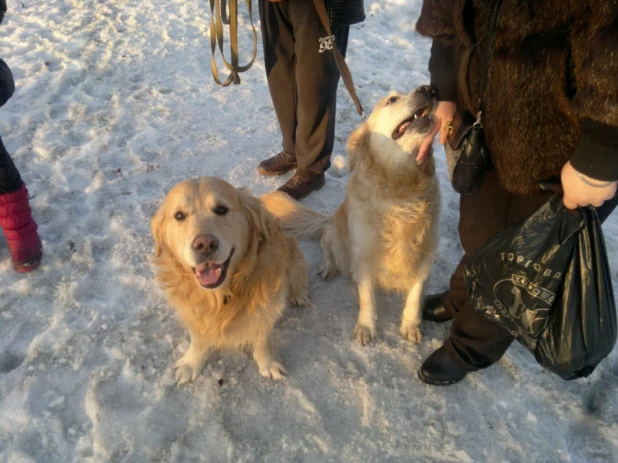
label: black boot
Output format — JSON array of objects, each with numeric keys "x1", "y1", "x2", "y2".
[
  {"x1": 422, "y1": 293, "x2": 453, "y2": 323},
  {"x1": 418, "y1": 346, "x2": 469, "y2": 386}
]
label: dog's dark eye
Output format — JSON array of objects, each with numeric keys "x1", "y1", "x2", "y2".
[
  {"x1": 213, "y1": 205, "x2": 229, "y2": 216},
  {"x1": 174, "y1": 211, "x2": 186, "y2": 221},
  {"x1": 386, "y1": 96, "x2": 399, "y2": 105}
]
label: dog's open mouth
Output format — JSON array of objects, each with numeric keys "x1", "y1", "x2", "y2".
[
  {"x1": 392, "y1": 105, "x2": 431, "y2": 140},
  {"x1": 193, "y1": 249, "x2": 235, "y2": 289}
]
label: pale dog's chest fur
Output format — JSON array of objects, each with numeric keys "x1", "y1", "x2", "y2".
[
  {"x1": 209, "y1": 289, "x2": 287, "y2": 347},
  {"x1": 346, "y1": 175, "x2": 440, "y2": 292},
  {"x1": 171, "y1": 278, "x2": 288, "y2": 349}
]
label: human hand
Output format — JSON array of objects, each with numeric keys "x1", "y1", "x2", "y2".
[
  {"x1": 561, "y1": 161, "x2": 617, "y2": 209},
  {"x1": 416, "y1": 101, "x2": 457, "y2": 164}
]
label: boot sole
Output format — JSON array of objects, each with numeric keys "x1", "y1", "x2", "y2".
[
  {"x1": 417, "y1": 368, "x2": 465, "y2": 386},
  {"x1": 257, "y1": 165, "x2": 297, "y2": 177}
]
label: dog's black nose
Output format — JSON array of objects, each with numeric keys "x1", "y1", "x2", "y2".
[
  {"x1": 416, "y1": 85, "x2": 435, "y2": 98},
  {"x1": 192, "y1": 234, "x2": 219, "y2": 253}
]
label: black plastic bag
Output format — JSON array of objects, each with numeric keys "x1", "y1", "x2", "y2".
[{"x1": 464, "y1": 195, "x2": 617, "y2": 380}]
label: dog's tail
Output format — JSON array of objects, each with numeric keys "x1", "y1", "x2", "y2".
[{"x1": 261, "y1": 191, "x2": 331, "y2": 240}]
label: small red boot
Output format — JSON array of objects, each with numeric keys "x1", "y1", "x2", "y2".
[{"x1": 0, "y1": 183, "x2": 42, "y2": 273}]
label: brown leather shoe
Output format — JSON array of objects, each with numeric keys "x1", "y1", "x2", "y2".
[
  {"x1": 278, "y1": 172, "x2": 325, "y2": 200},
  {"x1": 257, "y1": 151, "x2": 297, "y2": 176}
]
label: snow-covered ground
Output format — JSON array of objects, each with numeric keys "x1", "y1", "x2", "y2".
[{"x1": 0, "y1": 1, "x2": 617, "y2": 461}]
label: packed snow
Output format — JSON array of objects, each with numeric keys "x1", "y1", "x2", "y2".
[{"x1": 0, "y1": 1, "x2": 617, "y2": 462}]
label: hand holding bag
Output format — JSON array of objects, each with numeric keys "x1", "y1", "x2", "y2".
[
  {"x1": 464, "y1": 195, "x2": 617, "y2": 380},
  {"x1": 445, "y1": 0, "x2": 503, "y2": 194}
]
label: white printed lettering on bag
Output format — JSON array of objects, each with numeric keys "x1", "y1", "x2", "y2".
[{"x1": 499, "y1": 252, "x2": 561, "y2": 279}]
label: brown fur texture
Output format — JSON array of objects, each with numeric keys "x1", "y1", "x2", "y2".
[
  {"x1": 152, "y1": 177, "x2": 309, "y2": 384},
  {"x1": 416, "y1": 0, "x2": 618, "y2": 195},
  {"x1": 263, "y1": 90, "x2": 441, "y2": 345}
]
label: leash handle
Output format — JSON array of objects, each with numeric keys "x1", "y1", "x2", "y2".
[
  {"x1": 313, "y1": 0, "x2": 364, "y2": 118},
  {"x1": 209, "y1": 0, "x2": 258, "y2": 86}
]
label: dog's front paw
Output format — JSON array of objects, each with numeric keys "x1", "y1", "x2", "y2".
[
  {"x1": 257, "y1": 360, "x2": 287, "y2": 380},
  {"x1": 318, "y1": 261, "x2": 337, "y2": 281},
  {"x1": 290, "y1": 291, "x2": 313, "y2": 308},
  {"x1": 174, "y1": 355, "x2": 206, "y2": 386},
  {"x1": 354, "y1": 323, "x2": 376, "y2": 346},
  {"x1": 400, "y1": 323, "x2": 423, "y2": 344}
]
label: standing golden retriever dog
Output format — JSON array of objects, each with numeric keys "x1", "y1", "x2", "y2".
[
  {"x1": 263, "y1": 87, "x2": 440, "y2": 345},
  {"x1": 152, "y1": 177, "x2": 310, "y2": 384}
]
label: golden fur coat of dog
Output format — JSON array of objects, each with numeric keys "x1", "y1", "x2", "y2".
[
  {"x1": 152, "y1": 178, "x2": 309, "y2": 384},
  {"x1": 264, "y1": 88, "x2": 441, "y2": 345}
]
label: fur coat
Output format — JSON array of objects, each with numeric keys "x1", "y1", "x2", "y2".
[{"x1": 417, "y1": 0, "x2": 618, "y2": 195}]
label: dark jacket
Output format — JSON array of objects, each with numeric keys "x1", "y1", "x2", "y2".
[
  {"x1": 0, "y1": 59, "x2": 14, "y2": 108},
  {"x1": 328, "y1": 0, "x2": 365, "y2": 28},
  {"x1": 417, "y1": 0, "x2": 618, "y2": 195},
  {"x1": 0, "y1": 0, "x2": 15, "y2": 106},
  {"x1": 0, "y1": 0, "x2": 12, "y2": 108},
  {"x1": 0, "y1": 0, "x2": 6, "y2": 25}
]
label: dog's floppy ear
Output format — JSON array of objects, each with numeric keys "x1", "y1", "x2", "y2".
[
  {"x1": 151, "y1": 203, "x2": 167, "y2": 258},
  {"x1": 239, "y1": 188, "x2": 279, "y2": 243},
  {"x1": 346, "y1": 122, "x2": 370, "y2": 172}
]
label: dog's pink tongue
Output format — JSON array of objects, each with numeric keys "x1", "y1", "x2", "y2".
[
  {"x1": 196, "y1": 264, "x2": 222, "y2": 286},
  {"x1": 398, "y1": 121, "x2": 411, "y2": 134}
]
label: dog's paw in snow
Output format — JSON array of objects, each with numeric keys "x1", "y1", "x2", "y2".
[
  {"x1": 318, "y1": 247, "x2": 338, "y2": 280},
  {"x1": 400, "y1": 323, "x2": 423, "y2": 344},
  {"x1": 174, "y1": 352, "x2": 207, "y2": 385},
  {"x1": 318, "y1": 258, "x2": 340, "y2": 280},
  {"x1": 318, "y1": 266, "x2": 335, "y2": 280},
  {"x1": 290, "y1": 291, "x2": 313, "y2": 309},
  {"x1": 354, "y1": 322, "x2": 376, "y2": 345},
  {"x1": 257, "y1": 359, "x2": 287, "y2": 380}
]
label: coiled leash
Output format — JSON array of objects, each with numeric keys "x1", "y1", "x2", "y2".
[{"x1": 209, "y1": 0, "x2": 258, "y2": 86}]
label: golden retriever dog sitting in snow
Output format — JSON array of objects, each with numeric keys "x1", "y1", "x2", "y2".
[
  {"x1": 263, "y1": 86, "x2": 440, "y2": 345},
  {"x1": 152, "y1": 177, "x2": 310, "y2": 384}
]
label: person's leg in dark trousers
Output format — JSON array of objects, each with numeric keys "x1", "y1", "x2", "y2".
[
  {"x1": 0, "y1": 136, "x2": 22, "y2": 194},
  {"x1": 288, "y1": 0, "x2": 348, "y2": 176},
  {"x1": 259, "y1": 0, "x2": 297, "y2": 160},
  {"x1": 258, "y1": 0, "x2": 349, "y2": 198},
  {"x1": 441, "y1": 172, "x2": 554, "y2": 370}
]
